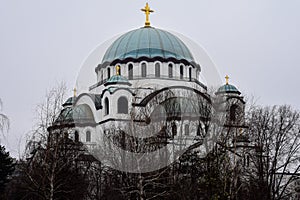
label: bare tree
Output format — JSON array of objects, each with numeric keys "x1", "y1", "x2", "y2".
[
  {"x1": 9, "y1": 82, "x2": 89, "y2": 200},
  {"x1": 247, "y1": 105, "x2": 300, "y2": 200},
  {"x1": 0, "y1": 98, "x2": 9, "y2": 137}
]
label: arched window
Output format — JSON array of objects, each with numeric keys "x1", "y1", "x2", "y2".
[
  {"x1": 107, "y1": 68, "x2": 111, "y2": 79},
  {"x1": 197, "y1": 125, "x2": 201, "y2": 136},
  {"x1": 141, "y1": 63, "x2": 147, "y2": 77},
  {"x1": 168, "y1": 63, "x2": 173, "y2": 78},
  {"x1": 189, "y1": 68, "x2": 192, "y2": 81},
  {"x1": 117, "y1": 97, "x2": 128, "y2": 114},
  {"x1": 172, "y1": 122, "x2": 177, "y2": 137},
  {"x1": 230, "y1": 105, "x2": 238, "y2": 121},
  {"x1": 104, "y1": 97, "x2": 109, "y2": 115},
  {"x1": 155, "y1": 63, "x2": 160, "y2": 77},
  {"x1": 184, "y1": 124, "x2": 189, "y2": 136},
  {"x1": 86, "y1": 130, "x2": 91, "y2": 142},
  {"x1": 180, "y1": 65, "x2": 184, "y2": 79},
  {"x1": 117, "y1": 65, "x2": 121, "y2": 75},
  {"x1": 128, "y1": 64, "x2": 133, "y2": 80},
  {"x1": 74, "y1": 131, "x2": 79, "y2": 142},
  {"x1": 64, "y1": 132, "x2": 68, "y2": 139}
]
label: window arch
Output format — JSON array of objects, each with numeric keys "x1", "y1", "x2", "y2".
[
  {"x1": 230, "y1": 104, "x2": 238, "y2": 121},
  {"x1": 168, "y1": 63, "x2": 173, "y2": 78},
  {"x1": 74, "y1": 131, "x2": 79, "y2": 142},
  {"x1": 64, "y1": 132, "x2": 68, "y2": 139},
  {"x1": 172, "y1": 122, "x2": 177, "y2": 137},
  {"x1": 116, "y1": 65, "x2": 121, "y2": 75},
  {"x1": 141, "y1": 62, "x2": 147, "y2": 77},
  {"x1": 117, "y1": 96, "x2": 128, "y2": 114},
  {"x1": 196, "y1": 69, "x2": 200, "y2": 81},
  {"x1": 155, "y1": 63, "x2": 160, "y2": 77},
  {"x1": 189, "y1": 67, "x2": 192, "y2": 81},
  {"x1": 86, "y1": 130, "x2": 91, "y2": 142},
  {"x1": 184, "y1": 124, "x2": 189, "y2": 136},
  {"x1": 128, "y1": 63, "x2": 133, "y2": 80},
  {"x1": 107, "y1": 68, "x2": 111, "y2": 79},
  {"x1": 104, "y1": 97, "x2": 109, "y2": 115},
  {"x1": 180, "y1": 65, "x2": 184, "y2": 79}
]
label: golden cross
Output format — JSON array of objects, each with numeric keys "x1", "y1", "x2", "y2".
[
  {"x1": 141, "y1": 3, "x2": 154, "y2": 27},
  {"x1": 73, "y1": 88, "x2": 77, "y2": 97},
  {"x1": 225, "y1": 75, "x2": 229, "y2": 85},
  {"x1": 116, "y1": 65, "x2": 120, "y2": 75}
]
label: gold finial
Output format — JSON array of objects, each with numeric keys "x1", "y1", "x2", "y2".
[
  {"x1": 141, "y1": 3, "x2": 154, "y2": 27},
  {"x1": 116, "y1": 65, "x2": 120, "y2": 75},
  {"x1": 73, "y1": 88, "x2": 77, "y2": 97},
  {"x1": 225, "y1": 75, "x2": 229, "y2": 85}
]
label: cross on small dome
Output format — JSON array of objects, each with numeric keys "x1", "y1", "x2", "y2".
[{"x1": 225, "y1": 75, "x2": 229, "y2": 85}]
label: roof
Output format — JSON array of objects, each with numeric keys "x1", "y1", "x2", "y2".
[
  {"x1": 215, "y1": 84, "x2": 241, "y2": 95},
  {"x1": 62, "y1": 97, "x2": 75, "y2": 107},
  {"x1": 101, "y1": 27, "x2": 195, "y2": 65},
  {"x1": 146, "y1": 97, "x2": 211, "y2": 122},
  {"x1": 54, "y1": 104, "x2": 95, "y2": 125},
  {"x1": 104, "y1": 75, "x2": 132, "y2": 86}
]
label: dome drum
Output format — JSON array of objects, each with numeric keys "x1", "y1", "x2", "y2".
[{"x1": 96, "y1": 56, "x2": 200, "y2": 73}]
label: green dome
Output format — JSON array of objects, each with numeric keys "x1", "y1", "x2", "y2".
[
  {"x1": 55, "y1": 104, "x2": 95, "y2": 124},
  {"x1": 101, "y1": 27, "x2": 195, "y2": 65},
  {"x1": 62, "y1": 97, "x2": 75, "y2": 107},
  {"x1": 215, "y1": 84, "x2": 241, "y2": 95},
  {"x1": 104, "y1": 75, "x2": 132, "y2": 86}
]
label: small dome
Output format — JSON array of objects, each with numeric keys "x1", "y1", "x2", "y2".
[
  {"x1": 104, "y1": 75, "x2": 132, "y2": 86},
  {"x1": 55, "y1": 104, "x2": 95, "y2": 125},
  {"x1": 101, "y1": 27, "x2": 195, "y2": 66},
  {"x1": 62, "y1": 97, "x2": 75, "y2": 107},
  {"x1": 215, "y1": 84, "x2": 241, "y2": 95}
]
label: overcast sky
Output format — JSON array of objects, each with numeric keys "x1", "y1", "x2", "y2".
[{"x1": 1, "y1": 0, "x2": 299, "y2": 157}]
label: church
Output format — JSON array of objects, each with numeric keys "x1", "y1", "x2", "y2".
[{"x1": 50, "y1": 3, "x2": 250, "y2": 173}]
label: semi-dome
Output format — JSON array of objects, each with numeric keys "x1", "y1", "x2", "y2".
[
  {"x1": 62, "y1": 97, "x2": 75, "y2": 107},
  {"x1": 54, "y1": 104, "x2": 95, "y2": 125},
  {"x1": 104, "y1": 75, "x2": 132, "y2": 86},
  {"x1": 101, "y1": 27, "x2": 195, "y2": 66}
]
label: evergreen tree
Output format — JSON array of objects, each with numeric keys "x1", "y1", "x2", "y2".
[{"x1": 0, "y1": 145, "x2": 15, "y2": 194}]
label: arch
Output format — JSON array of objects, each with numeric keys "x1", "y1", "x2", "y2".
[
  {"x1": 189, "y1": 67, "x2": 192, "y2": 81},
  {"x1": 104, "y1": 97, "x2": 109, "y2": 115},
  {"x1": 184, "y1": 124, "x2": 189, "y2": 136},
  {"x1": 128, "y1": 63, "x2": 133, "y2": 80},
  {"x1": 196, "y1": 125, "x2": 201, "y2": 136},
  {"x1": 74, "y1": 131, "x2": 79, "y2": 142},
  {"x1": 135, "y1": 85, "x2": 212, "y2": 107},
  {"x1": 230, "y1": 104, "x2": 238, "y2": 121},
  {"x1": 168, "y1": 63, "x2": 173, "y2": 78},
  {"x1": 196, "y1": 69, "x2": 200, "y2": 80},
  {"x1": 117, "y1": 96, "x2": 128, "y2": 114},
  {"x1": 141, "y1": 62, "x2": 147, "y2": 77},
  {"x1": 117, "y1": 65, "x2": 121, "y2": 75},
  {"x1": 86, "y1": 130, "x2": 91, "y2": 142},
  {"x1": 172, "y1": 122, "x2": 177, "y2": 137},
  {"x1": 107, "y1": 68, "x2": 111, "y2": 79},
  {"x1": 180, "y1": 65, "x2": 184, "y2": 79},
  {"x1": 73, "y1": 104, "x2": 95, "y2": 122},
  {"x1": 155, "y1": 62, "x2": 160, "y2": 77}
]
